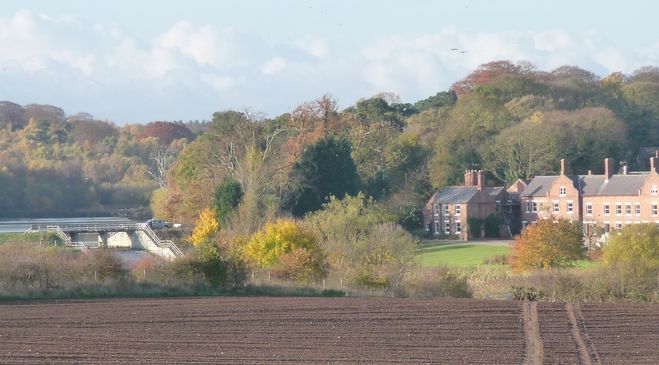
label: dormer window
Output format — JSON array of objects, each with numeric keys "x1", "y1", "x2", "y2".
[
  {"x1": 559, "y1": 187, "x2": 566, "y2": 196},
  {"x1": 652, "y1": 185, "x2": 658, "y2": 195}
]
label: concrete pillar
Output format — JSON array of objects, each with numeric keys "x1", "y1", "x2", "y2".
[{"x1": 98, "y1": 232, "x2": 108, "y2": 248}]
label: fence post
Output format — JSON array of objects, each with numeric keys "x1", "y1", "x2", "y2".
[
  {"x1": 340, "y1": 277, "x2": 343, "y2": 289},
  {"x1": 322, "y1": 279, "x2": 326, "y2": 290}
]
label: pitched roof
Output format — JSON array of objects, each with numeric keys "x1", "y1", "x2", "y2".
[
  {"x1": 590, "y1": 174, "x2": 648, "y2": 196},
  {"x1": 432, "y1": 186, "x2": 503, "y2": 204},
  {"x1": 578, "y1": 175, "x2": 606, "y2": 195},
  {"x1": 520, "y1": 176, "x2": 557, "y2": 197},
  {"x1": 522, "y1": 173, "x2": 651, "y2": 197}
]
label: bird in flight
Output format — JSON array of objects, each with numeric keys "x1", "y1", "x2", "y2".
[{"x1": 450, "y1": 48, "x2": 459, "y2": 51}]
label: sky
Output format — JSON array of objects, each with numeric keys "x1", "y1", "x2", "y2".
[{"x1": 1, "y1": 0, "x2": 659, "y2": 124}]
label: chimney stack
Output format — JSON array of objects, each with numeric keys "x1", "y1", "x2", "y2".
[
  {"x1": 588, "y1": 170, "x2": 592, "y2": 175},
  {"x1": 464, "y1": 170, "x2": 477, "y2": 187},
  {"x1": 651, "y1": 157, "x2": 657, "y2": 175},
  {"x1": 604, "y1": 158, "x2": 615, "y2": 181},
  {"x1": 655, "y1": 150, "x2": 658, "y2": 158},
  {"x1": 560, "y1": 159, "x2": 568, "y2": 175},
  {"x1": 477, "y1": 170, "x2": 484, "y2": 190}
]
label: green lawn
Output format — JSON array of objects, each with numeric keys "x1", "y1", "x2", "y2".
[{"x1": 416, "y1": 243, "x2": 511, "y2": 268}]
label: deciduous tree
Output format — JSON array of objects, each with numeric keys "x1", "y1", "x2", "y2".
[{"x1": 510, "y1": 219, "x2": 585, "y2": 273}]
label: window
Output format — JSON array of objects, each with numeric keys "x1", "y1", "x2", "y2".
[
  {"x1": 434, "y1": 221, "x2": 439, "y2": 234},
  {"x1": 443, "y1": 205, "x2": 450, "y2": 216},
  {"x1": 444, "y1": 221, "x2": 450, "y2": 235},
  {"x1": 532, "y1": 201, "x2": 538, "y2": 213},
  {"x1": 615, "y1": 222, "x2": 622, "y2": 230},
  {"x1": 433, "y1": 204, "x2": 440, "y2": 215},
  {"x1": 552, "y1": 201, "x2": 559, "y2": 213},
  {"x1": 625, "y1": 203, "x2": 632, "y2": 215},
  {"x1": 525, "y1": 201, "x2": 531, "y2": 213},
  {"x1": 559, "y1": 186, "x2": 566, "y2": 196},
  {"x1": 604, "y1": 222, "x2": 610, "y2": 232},
  {"x1": 586, "y1": 203, "x2": 592, "y2": 215},
  {"x1": 604, "y1": 203, "x2": 610, "y2": 215},
  {"x1": 455, "y1": 205, "x2": 461, "y2": 215},
  {"x1": 455, "y1": 221, "x2": 462, "y2": 234},
  {"x1": 616, "y1": 203, "x2": 622, "y2": 215},
  {"x1": 425, "y1": 222, "x2": 431, "y2": 232},
  {"x1": 567, "y1": 201, "x2": 574, "y2": 214},
  {"x1": 652, "y1": 203, "x2": 658, "y2": 216},
  {"x1": 522, "y1": 221, "x2": 528, "y2": 230},
  {"x1": 652, "y1": 185, "x2": 658, "y2": 195},
  {"x1": 635, "y1": 203, "x2": 641, "y2": 215}
]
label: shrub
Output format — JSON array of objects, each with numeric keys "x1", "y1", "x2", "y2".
[
  {"x1": 510, "y1": 219, "x2": 585, "y2": 273},
  {"x1": 407, "y1": 267, "x2": 472, "y2": 298},
  {"x1": 603, "y1": 224, "x2": 659, "y2": 279},
  {"x1": 243, "y1": 219, "x2": 325, "y2": 283}
]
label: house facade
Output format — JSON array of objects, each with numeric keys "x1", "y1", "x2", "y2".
[
  {"x1": 521, "y1": 156, "x2": 659, "y2": 235},
  {"x1": 423, "y1": 170, "x2": 517, "y2": 240}
]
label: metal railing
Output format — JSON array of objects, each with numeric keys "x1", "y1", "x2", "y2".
[
  {"x1": 29, "y1": 223, "x2": 182, "y2": 257},
  {"x1": 31, "y1": 223, "x2": 141, "y2": 233},
  {"x1": 141, "y1": 224, "x2": 183, "y2": 257},
  {"x1": 43, "y1": 225, "x2": 88, "y2": 253}
]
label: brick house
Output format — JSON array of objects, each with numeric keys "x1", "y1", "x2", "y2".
[
  {"x1": 423, "y1": 170, "x2": 517, "y2": 240},
  {"x1": 521, "y1": 156, "x2": 659, "y2": 236}
]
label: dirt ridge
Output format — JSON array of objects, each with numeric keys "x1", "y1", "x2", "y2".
[{"x1": 522, "y1": 301, "x2": 544, "y2": 365}]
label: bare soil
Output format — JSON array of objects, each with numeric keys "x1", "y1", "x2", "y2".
[{"x1": 0, "y1": 297, "x2": 657, "y2": 364}]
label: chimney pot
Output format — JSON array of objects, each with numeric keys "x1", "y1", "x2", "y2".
[{"x1": 560, "y1": 159, "x2": 568, "y2": 175}]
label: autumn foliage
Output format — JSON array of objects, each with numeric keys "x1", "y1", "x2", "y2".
[
  {"x1": 243, "y1": 219, "x2": 325, "y2": 282},
  {"x1": 510, "y1": 219, "x2": 585, "y2": 273},
  {"x1": 190, "y1": 208, "x2": 219, "y2": 246}
]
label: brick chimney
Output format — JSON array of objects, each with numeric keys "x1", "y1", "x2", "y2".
[
  {"x1": 464, "y1": 170, "x2": 477, "y2": 187},
  {"x1": 604, "y1": 158, "x2": 615, "y2": 181},
  {"x1": 477, "y1": 170, "x2": 484, "y2": 190},
  {"x1": 560, "y1": 159, "x2": 568, "y2": 175}
]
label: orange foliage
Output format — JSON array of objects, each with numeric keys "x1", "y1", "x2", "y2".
[{"x1": 510, "y1": 219, "x2": 585, "y2": 273}]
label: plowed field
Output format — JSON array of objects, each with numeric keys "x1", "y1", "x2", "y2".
[{"x1": 0, "y1": 297, "x2": 657, "y2": 364}]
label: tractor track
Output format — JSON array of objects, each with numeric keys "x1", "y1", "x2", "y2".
[{"x1": 566, "y1": 303, "x2": 601, "y2": 365}]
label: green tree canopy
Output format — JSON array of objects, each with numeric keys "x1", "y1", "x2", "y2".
[{"x1": 289, "y1": 136, "x2": 360, "y2": 216}]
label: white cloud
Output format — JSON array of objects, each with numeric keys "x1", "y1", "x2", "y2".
[
  {"x1": 1, "y1": 10, "x2": 658, "y2": 124},
  {"x1": 261, "y1": 56, "x2": 287, "y2": 75},
  {"x1": 296, "y1": 37, "x2": 330, "y2": 58}
]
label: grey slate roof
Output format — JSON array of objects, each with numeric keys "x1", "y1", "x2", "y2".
[
  {"x1": 433, "y1": 186, "x2": 503, "y2": 204},
  {"x1": 520, "y1": 176, "x2": 557, "y2": 197},
  {"x1": 522, "y1": 173, "x2": 651, "y2": 197},
  {"x1": 590, "y1": 174, "x2": 648, "y2": 196}
]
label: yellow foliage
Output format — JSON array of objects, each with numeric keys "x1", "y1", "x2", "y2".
[
  {"x1": 190, "y1": 208, "x2": 219, "y2": 246},
  {"x1": 243, "y1": 219, "x2": 319, "y2": 269}
]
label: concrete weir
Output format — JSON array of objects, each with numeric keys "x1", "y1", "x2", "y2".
[{"x1": 30, "y1": 223, "x2": 183, "y2": 259}]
